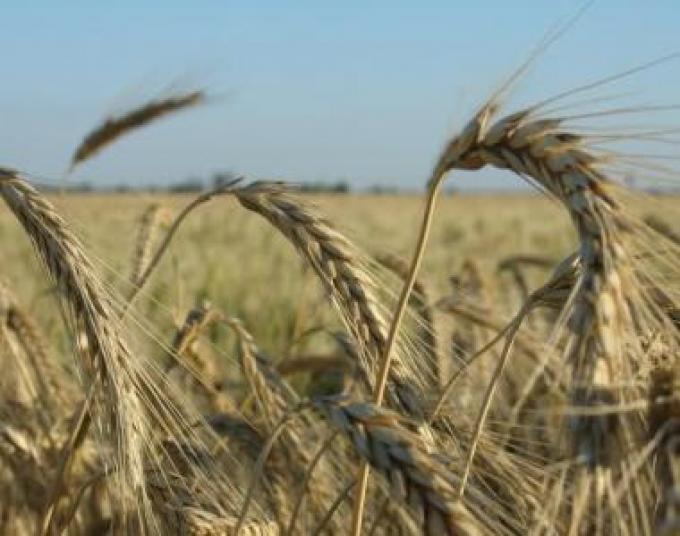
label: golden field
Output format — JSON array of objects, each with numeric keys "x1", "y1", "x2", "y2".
[
  {"x1": 4, "y1": 189, "x2": 677, "y2": 351},
  {"x1": 3, "y1": 179, "x2": 680, "y2": 535},
  {"x1": 2, "y1": 191, "x2": 579, "y2": 355}
]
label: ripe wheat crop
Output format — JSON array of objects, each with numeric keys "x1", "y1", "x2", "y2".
[{"x1": 3, "y1": 24, "x2": 680, "y2": 536}]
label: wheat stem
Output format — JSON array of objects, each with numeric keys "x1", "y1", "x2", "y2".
[{"x1": 350, "y1": 177, "x2": 444, "y2": 535}]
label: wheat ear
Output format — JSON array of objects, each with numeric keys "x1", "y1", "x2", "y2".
[
  {"x1": 130, "y1": 203, "x2": 170, "y2": 287},
  {"x1": 314, "y1": 396, "x2": 482, "y2": 535},
  {"x1": 429, "y1": 101, "x2": 656, "y2": 531},
  {"x1": 69, "y1": 90, "x2": 204, "y2": 170},
  {"x1": 234, "y1": 183, "x2": 426, "y2": 420}
]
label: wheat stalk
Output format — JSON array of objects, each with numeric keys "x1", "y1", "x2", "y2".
[
  {"x1": 0, "y1": 167, "x2": 151, "y2": 526},
  {"x1": 376, "y1": 252, "x2": 441, "y2": 388},
  {"x1": 424, "y1": 101, "x2": 661, "y2": 531},
  {"x1": 234, "y1": 182, "x2": 427, "y2": 420}
]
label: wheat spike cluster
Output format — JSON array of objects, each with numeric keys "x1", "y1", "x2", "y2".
[{"x1": 3, "y1": 30, "x2": 680, "y2": 536}]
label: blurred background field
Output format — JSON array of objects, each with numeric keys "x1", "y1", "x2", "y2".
[
  {"x1": 1, "y1": 193, "x2": 562, "y2": 333},
  {"x1": 4, "y1": 189, "x2": 678, "y2": 367}
]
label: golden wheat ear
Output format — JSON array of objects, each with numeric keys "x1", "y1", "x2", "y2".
[
  {"x1": 232, "y1": 182, "x2": 429, "y2": 421},
  {"x1": 434, "y1": 89, "x2": 680, "y2": 530},
  {"x1": 0, "y1": 169, "x2": 268, "y2": 534}
]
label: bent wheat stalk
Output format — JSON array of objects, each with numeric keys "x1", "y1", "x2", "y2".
[
  {"x1": 234, "y1": 183, "x2": 426, "y2": 420},
  {"x1": 0, "y1": 167, "x2": 150, "y2": 528},
  {"x1": 418, "y1": 97, "x2": 660, "y2": 530},
  {"x1": 124, "y1": 185, "x2": 234, "y2": 307},
  {"x1": 349, "y1": 102, "x2": 497, "y2": 535}
]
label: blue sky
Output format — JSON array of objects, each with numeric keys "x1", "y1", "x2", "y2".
[{"x1": 2, "y1": 1, "x2": 680, "y2": 190}]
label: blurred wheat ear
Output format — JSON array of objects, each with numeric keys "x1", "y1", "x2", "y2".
[{"x1": 69, "y1": 90, "x2": 204, "y2": 171}]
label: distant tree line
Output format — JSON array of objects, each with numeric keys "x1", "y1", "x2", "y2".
[
  {"x1": 47, "y1": 171, "x2": 674, "y2": 195},
  {"x1": 49, "y1": 171, "x2": 357, "y2": 194}
]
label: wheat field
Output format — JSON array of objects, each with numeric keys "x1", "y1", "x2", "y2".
[
  {"x1": 0, "y1": 193, "x2": 572, "y2": 334},
  {"x1": 5, "y1": 38, "x2": 680, "y2": 536}
]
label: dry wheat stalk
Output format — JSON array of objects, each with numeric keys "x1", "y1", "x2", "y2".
[
  {"x1": 234, "y1": 183, "x2": 427, "y2": 422},
  {"x1": 426, "y1": 101, "x2": 657, "y2": 530},
  {"x1": 364, "y1": 68, "x2": 676, "y2": 528},
  {"x1": 123, "y1": 181, "x2": 241, "y2": 308},
  {"x1": 0, "y1": 167, "x2": 151, "y2": 523},
  {"x1": 376, "y1": 252, "x2": 441, "y2": 388},
  {"x1": 69, "y1": 90, "x2": 204, "y2": 170},
  {"x1": 459, "y1": 109, "x2": 628, "y2": 453}
]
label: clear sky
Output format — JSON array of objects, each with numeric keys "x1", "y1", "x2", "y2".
[{"x1": 2, "y1": 1, "x2": 680, "y2": 190}]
